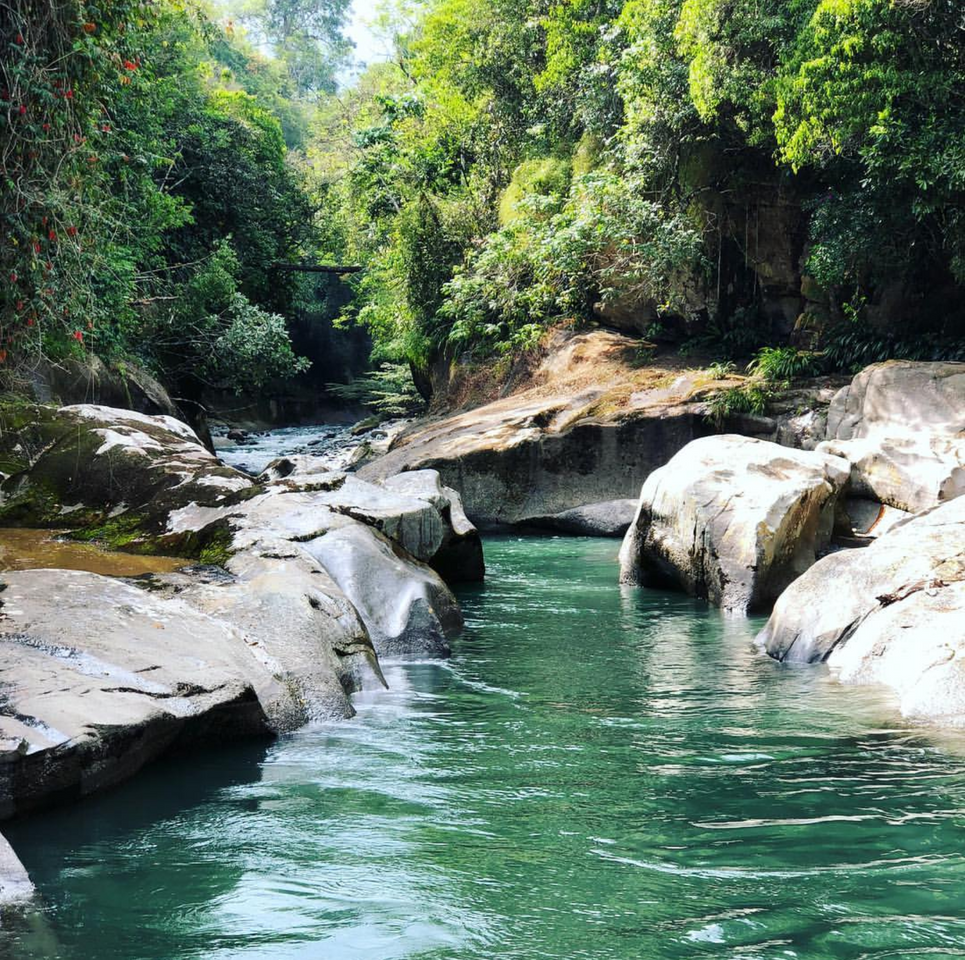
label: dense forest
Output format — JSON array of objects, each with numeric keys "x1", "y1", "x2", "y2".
[{"x1": 4, "y1": 0, "x2": 965, "y2": 414}]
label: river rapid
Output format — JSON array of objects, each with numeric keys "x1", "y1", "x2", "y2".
[{"x1": 7, "y1": 534, "x2": 965, "y2": 959}]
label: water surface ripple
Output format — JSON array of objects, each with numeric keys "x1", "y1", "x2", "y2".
[{"x1": 8, "y1": 536, "x2": 965, "y2": 959}]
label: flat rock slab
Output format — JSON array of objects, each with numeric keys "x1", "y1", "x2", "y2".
[
  {"x1": 620, "y1": 435, "x2": 850, "y2": 614},
  {"x1": 0, "y1": 569, "x2": 274, "y2": 817}
]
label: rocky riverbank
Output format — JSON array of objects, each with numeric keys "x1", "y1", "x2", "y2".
[
  {"x1": 613, "y1": 360, "x2": 965, "y2": 728},
  {"x1": 355, "y1": 342, "x2": 965, "y2": 728},
  {"x1": 0, "y1": 404, "x2": 482, "y2": 835},
  {"x1": 357, "y1": 328, "x2": 843, "y2": 533},
  {"x1": 2, "y1": 342, "x2": 964, "y2": 909}
]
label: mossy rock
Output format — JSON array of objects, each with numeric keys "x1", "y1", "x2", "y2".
[{"x1": 0, "y1": 405, "x2": 256, "y2": 562}]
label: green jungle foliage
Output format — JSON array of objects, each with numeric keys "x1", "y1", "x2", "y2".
[
  {"x1": 4, "y1": 0, "x2": 965, "y2": 406},
  {"x1": 316, "y1": 0, "x2": 965, "y2": 390},
  {"x1": 1, "y1": 0, "x2": 346, "y2": 399}
]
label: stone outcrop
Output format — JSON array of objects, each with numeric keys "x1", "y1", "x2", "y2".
[
  {"x1": 759, "y1": 496, "x2": 965, "y2": 726},
  {"x1": 359, "y1": 331, "x2": 725, "y2": 527},
  {"x1": 0, "y1": 405, "x2": 481, "y2": 818},
  {"x1": 818, "y1": 361, "x2": 965, "y2": 513},
  {"x1": 304, "y1": 524, "x2": 463, "y2": 658},
  {"x1": 619, "y1": 435, "x2": 850, "y2": 614},
  {"x1": 0, "y1": 570, "x2": 273, "y2": 818},
  {"x1": 0, "y1": 404, "x2": 249, "y2": 532},
  {"x1": 25, "y1": 356, "x2": 176, "y2": 419}
]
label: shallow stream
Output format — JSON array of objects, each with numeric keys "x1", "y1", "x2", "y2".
[{"x1": 7, "y1": 536, "x2": 965, "y2": 959}]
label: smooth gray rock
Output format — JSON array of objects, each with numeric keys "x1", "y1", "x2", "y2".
[
  {"x1": 156, "y1": 549, "x2": 382, "y2": 729},
  {"x1": 759, "y1": 496, "x2": 965, "y2": 727},
  {"x1": 259, "y1": 460, "x2": 484, "y2": 582},
  {"x1": 165, "y1": 471, "x2": 478, "y2": 656},
  {"x1": 526, "y1": 499, "x2": 639, "y2": 537},
  {"x1": 0, "y1": 570, "x2": 273, "y2": 817},
  {"x1": 619, "y1": 435, "x2": 850, "y2": 614},
  {"x1": 303, "y1": 523, "x2": 463, "y2": 658},
  {"x1": 819, "y1": 361, "x2": 965, "y2": 512}
]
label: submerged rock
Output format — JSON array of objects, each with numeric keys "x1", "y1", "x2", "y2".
[
  {"x1": 619, "y1": 435, "x2": 850, "y2": 614},
  {"x1": 819, "y1": 361, "x2": 965, "y2": 513},
  {"x1": 759, "y1": 496, "x2": 965, "y2": 726},
  {"x1": 0, "y1": 830, "x2": 33, "y2": 905},
  {"x1": 525, "y1": 499, "x2": 639, "y2": 537}
]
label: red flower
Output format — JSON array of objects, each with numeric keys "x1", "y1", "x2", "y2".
[
  {"x1": 32, "y1": 242, "x2": 41, "y2": 254},
  {"x1": 9, "y1": 272, "x2": 16, "y2": 283},
  {"x1": 123, "y1": 60, "x2": 138, "y2": 71},
  {"x1": 18, "y1": 105, "x2": 26, "y2": 116},
  {"x1": 72, "y1": 330, "x2": 83, "y2": 342},
  {"x1": 0, "y1": 350, "x2": 8, "y2": 365},
  {"x1": 48, "y1": 230, "x2": 56, "y2": 242},
  {"x1": 15, "y1": 301, "x2": 24, "y2": 311},
  {"x1": 15, "y1": 34, "x2": 23, "y2": 45},
  {"x1": 65, "y1": 89, "x2": 73, "y2": 99},
  {"x1": 83, "y1": 22, "x2": 97, "y2": 34},
  {"x1": 42, "y1": 123, "x2": 51, "y2": 132},
  {"x1": 67, "y1": 225, "x2": 77, "y2": 237},
  {"x1": 26, "y1": 318, "x2": 34, "y2": 327}
]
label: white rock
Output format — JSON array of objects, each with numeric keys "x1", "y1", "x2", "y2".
[{"x1": 619, "y1": 435, "x2": 850, "y2": 614}]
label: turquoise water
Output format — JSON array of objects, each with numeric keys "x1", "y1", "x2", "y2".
[{"x1": 7, "y1": 536, "x2": 965, "y2": 959}]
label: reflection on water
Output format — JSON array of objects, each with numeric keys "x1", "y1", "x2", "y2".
[
  {"x1": 0, "y1": 528, "x2": 187, "y2": 576},
  {"x1": 7, "y1": 536, "x2": 965, "y2": 960}
]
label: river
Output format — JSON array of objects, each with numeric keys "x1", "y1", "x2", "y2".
[{"x1": 7, "y1": 536, "x2": 965, "y2": 959}]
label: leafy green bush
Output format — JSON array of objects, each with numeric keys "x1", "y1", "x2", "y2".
[
  {"x1": 706, "y1": 383, "x2": 772, "y2": 429},
  {"x1": 747, "y1": 346, "x2": 820, "y2": 382},
  {"x1": 328, "y1": 363, "x2": 427, "y2": 417},
  {"x1": 443, "y1": 170, "x2": 705, "y2": 355}
]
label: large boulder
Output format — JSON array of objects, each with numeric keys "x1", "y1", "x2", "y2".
[
  {"x1": 166, "y1": 479, "x2": 467, "y2": 658},
  {"x1": 819, "y1": 361, "x2": 965, "y2": 513},
  {"x1": 619, "y1": 435, "x2": 850, "y2": 614},
  {"x1": 148, "y1": 552, "x2": 382, "y2": 729},
  {"x1": 0, "y1": 405, "x2": 251, "y2": 533},
  {"x1": 303, "y1": 524, "x2": 463, "y2": 658},
  {"x1": 0, "y1": 570, "x2": 273, "y2": 818},
  {"x1": 759, "y1": 496, "x2": 965, "y2": 726},
  {"x1": 261, "y1": 460, "x2": 484, "y2": 581}
]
